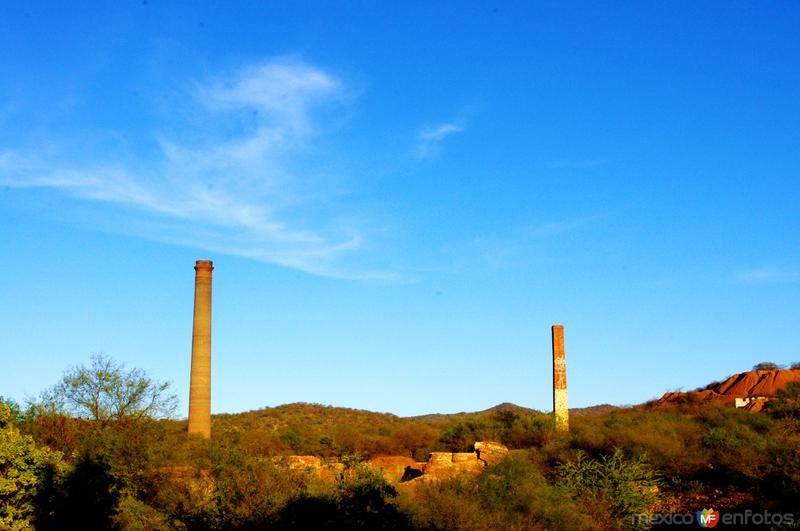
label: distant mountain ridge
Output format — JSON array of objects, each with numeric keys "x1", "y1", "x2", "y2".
[
  {"x1": 407, "y1": 401, "x2": 620, "y2": 423},
  {"x1": 212, "y1": 401, "x2": 620, "y2": 428}
]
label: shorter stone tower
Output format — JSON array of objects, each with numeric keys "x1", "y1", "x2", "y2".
[{"x1": 552, "y1": 324, "x2": 569, "y2": 432}]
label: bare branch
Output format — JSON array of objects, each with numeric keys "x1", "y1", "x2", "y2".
[{"x1": 35, "y1": 354, "x2": 178, "y2": 423}]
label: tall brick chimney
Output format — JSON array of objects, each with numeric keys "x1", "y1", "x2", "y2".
[
  {"x1": 188, "y1": 260, "x2": 213, "y2": 438},
  {"x1": 552, "y1": 324, "x2": 569, "y2": 432}
]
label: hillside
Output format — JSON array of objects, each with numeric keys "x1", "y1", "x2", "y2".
[
  {"x1": 218, "y1": 401, "x2": 619, "y2": 428},
  {"x1": 202, "y1": 401, "x2": 627, "y2": 461},
  {"x1": 202, "y1": 369, "x2": 800, "y2": 454},
  {"x1": 202, "y1": 401, "x2": 560, "y2": 458},
  {"x1": 212, "y1": 401, "x2": 618, "y2": 435},
  {"x1": 9, "y1": 367, "x2": 800, "y2": 528},
  {"x1": 214, "y1": 402, "x2": 404, "y2": 432}
]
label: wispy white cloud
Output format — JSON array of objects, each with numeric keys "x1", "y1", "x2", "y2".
[
  {"x1": 416, "y1": 122, "x2": 464, "y2": 159},
  {"x1": 734, "y1": 266, "x2": 800, "y2": 285},
  {"x1": 0, "y1": 58, "x2": 389, "y2": 280},
  {"x1": 198, "y1": 58, "x2": 342, "y2": 139},
  {"x1": 463, "y1": 214, "x2": 603, "y2": 270}
]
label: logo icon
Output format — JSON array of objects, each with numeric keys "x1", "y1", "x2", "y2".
[{"x1": 697, "y1": 508, "x2": 720, "y2": 528}]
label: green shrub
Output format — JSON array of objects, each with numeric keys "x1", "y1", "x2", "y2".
[
  {"x1": 404, "y1": 474, "x2": 486, "y2": 530},
  {"x1": 569, "y1": 409, "x2": 707, "y2": 481},
  {"x1": 279, "y1": 428, "x2": 304, "y2": 453},
  {"x1": 0, "y1": 404, "x2": 65, "y2": 531},
  {"x1": 437, "y1": 411, "x2": 554, "y2": 452},
  {"x1": 113, "y1": 494, "x2": 172, "y2": 530},
  {"x1": 557, "y1": 448, "x2": 660, "y2": 528},
  {"x1": 699, "y1": 411, "x2": 773, "y2": 487},
  {"x1": 35, "y1": 453, "x2": 121, "y2": 530},
  {"x1": 407, "y1": 453, "x2": 592, "y2": 530},
  {"x1": 766, "y1": 382, "x2": 800, "y2": 419}
]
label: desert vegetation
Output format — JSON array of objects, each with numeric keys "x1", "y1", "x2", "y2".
[{"x1": 2, "y1": 356, "x2": 800, "y2": 529}]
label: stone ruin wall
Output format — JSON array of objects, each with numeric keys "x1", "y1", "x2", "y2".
[{"x1": 276, "y1": 440, "x2": 510, "y2": 486}]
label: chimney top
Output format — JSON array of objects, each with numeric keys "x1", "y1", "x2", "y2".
[{"x1": 195, "y1": 260, "x2": 214, "y2": 270}]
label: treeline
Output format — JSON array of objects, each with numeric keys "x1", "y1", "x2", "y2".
[{"x1": 2, "y1": 356, "x2": 800, "y2": 529}]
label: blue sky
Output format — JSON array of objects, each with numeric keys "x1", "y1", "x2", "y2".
[{"x1": 1, "y1": 2, "x2": 798, "y2": 416}]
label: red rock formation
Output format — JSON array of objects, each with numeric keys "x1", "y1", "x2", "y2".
[
  {"x1": 710, "y1": 369, "x2": 800, "y2": 397},
  {"x1": 658, "y1": 369, "x2": 800, "y2": 408}
]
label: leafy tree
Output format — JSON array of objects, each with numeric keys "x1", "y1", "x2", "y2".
[
  {"x1": 0, "y1": 397, "x2": 21, "y2": 426},
  {"x1": 35, "y1": 453, "x2": 121, "y2": 530},
  {"x1": 333, "y1": 463, "x2": 410, "y2": 530},
  {"x1": 275, "y1": 463, "x2": 411, "y2": 530},
  {"x1": 279, "y1": 428, "x2": 304, "y2": 453},
  {"x1": 0, "y1": 403, "x2": 64, "y2": 530},
  {"x1": 35, "y1": 354, "x2": 177, "y2": 425}
]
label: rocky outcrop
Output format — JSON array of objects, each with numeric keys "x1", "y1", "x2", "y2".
[
  {"x1": 281, "y1": 455, "x2": 322, "y2": 470},
  {"x1": 474, "y1": 441, "x2": 509, "y2": 465},
  {"x1": 272, "y1": 441, "x2": 511, "y2": 486},
  {"x1": 399, "y1": 441, "x2": 509, "y2": 484},
  {"x1": 421, "y1": 452, "x2": 484, "y2": 479},
  {"x1": 165, "y1": 440, "x2": 512, "y2": 503},
  {"x1": 369, "y1": 456, "x2": 421, "y2": 483},
  {"x1": 272, "y1": 455, "x2": 343, "y2": 481}
]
